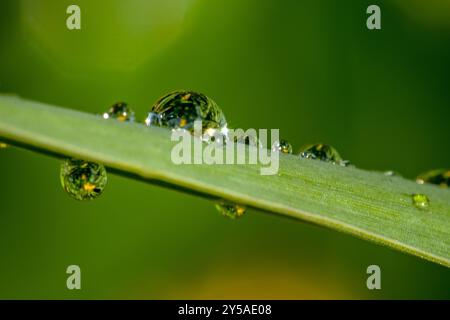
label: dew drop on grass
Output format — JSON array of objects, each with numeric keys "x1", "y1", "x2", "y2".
[
  {"x1": 60, "y1": 159, "x2": 107, "y2": 201},
  {"x1": 215, "y1": 200, "x2": 246, "y2": 219},
  {"x1": 384, "y1": 170, "x2": 401, "y2": 177},
  {"x1": 272, "y1": 139, "x2": 293, "y2": 154},
  {"x1": 299, "y1": 143, "x2": 350, "y2": 167},
  {"x1": 102, "y1": 102, "x2": 135, "y2": 122},
  {"x1": 411, "y1": 193, "x2": 430, "y2": 209},
  {"x1": 144, "y1": 90, "x2": 228, "y2": 140},
  {"x1": 416, "y1": 169, "x2": 449, "y2": 188}
]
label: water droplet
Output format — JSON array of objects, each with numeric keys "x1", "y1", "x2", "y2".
[
  {"x1": 0, "y1": 142, "x2": 8, "y2": 149},
  {"x1": 102, "y1": 102, "x2": 135, "y2": 122},
  {"x1": 272, "y1": 139, "x2": 293, "y2": 154},
  {"x1": 416, "y1": 169, "x2": 449, "y2": 188},
  {"x1": 145, "y1": 90, "x2": 228, "y2": 139},
  {"x1": 215, "y1": 200, "x2": 246, "y2": 219},
  {"x1": 60, "y1": 159, "x2": 107, "y2": 201},
  {"x1": 299, "y1": 143, "x2": 350, "y2": 166},
  {"x1": 411, "y1": 193, "x2": 430, "y2": 209},
  {"x1": 384, "y1": 170, "x2": 401, "y2": 177}
]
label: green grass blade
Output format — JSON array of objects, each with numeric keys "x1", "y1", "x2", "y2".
[{"x1": 0, "y1": 94, "x2": 449, "y2": 267}]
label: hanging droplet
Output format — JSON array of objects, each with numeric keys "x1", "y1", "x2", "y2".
[
  {"x1": 272, "y1": 139, "x2": 293, "y2": 154},
  {"x1": 215, "y1": 200, "x2": 246, "y2": 219},
  {"x1": 60, "y1": 159, "x2": 107, "y2": 201},
  {"x1": 0, "y1": 141, "x2": 8, "y2": 149},
  {"x1": 102, "y1": 102, "x2": 135, "y2": 122},
  {"x1": 145, "y1": 90, "x2": 228, "y2": 140},
  {"x1": 416, "y1": 169, "x2": 450, "y2": 188},
  {"x1": 411, "y1": 193, "x2": 430, "y2": 209},
  {"x1": 299, "y1": 143, "x2": 350, "y2": 166}
]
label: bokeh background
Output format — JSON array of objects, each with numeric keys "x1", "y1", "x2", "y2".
[{"x1": 0, "y1": 0, "x2": 449, "y2": 299}]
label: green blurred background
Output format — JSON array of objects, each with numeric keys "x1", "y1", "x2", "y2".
[{"x1": 0, "y1": 0, "x2": 449, "y2": 299}]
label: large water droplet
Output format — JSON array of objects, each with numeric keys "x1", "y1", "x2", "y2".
[
  {"x1": 145, "y1": 90, "x2": 228, "y2": 139},
  {"x1": 60, "y1": 159, "x2": 107, "y2": 201},
  {"x1": 411, "y1": 193, "x2": 430, "y2": 209},
  {"x1": 416, "y1": 169, "x2": 449, "y2": 188},
  {"x1": 299, "y1": 143, "x2": 350, "y2": 166},
  {"x1": 102, "y1": 102, "x2": 135, "y2": 122},
  {"x1": 215, "y1": 200, "x2": 246, "y2": 219},
  {"x1": 272, "y1": 139, "x2": 293, "y2": 154}
]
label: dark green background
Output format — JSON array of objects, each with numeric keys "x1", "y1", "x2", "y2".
[{"x1": 0, "y1": 0, "x2": 449, "y2": 299}]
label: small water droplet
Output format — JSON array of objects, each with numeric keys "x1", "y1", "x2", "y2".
[
  {"x1": 416, "y1": 169, "x2": 449, "y2": 188},
  {"x1": 299, "y1": 143, "x2": 350, "y2": 167},
  {"x1": 272, "y1": 139, "x2": 293, "y2": 154},
  {"x1": 384, "y1": 170, "x2": 401, "y2": 177},
  {"x1": 60, "y1": 159, "x2": 107, "y2": 201},
  {"x1": 144, "y1": 90, "x2": 228, "y2": 140},
  {"x1": 411, "y1": 193, "x2": 430, "y2": 209},
  {"x1": 102, "y1": 102, "x2": 135, "y2": 122},
  {"x1": 215, "y1": 200, "x2": 246, "y2": 219}
]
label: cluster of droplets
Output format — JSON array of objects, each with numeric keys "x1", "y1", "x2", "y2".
[
  {"x1": 143, "y1": 91, "x2": 244, "y2": 219},
  {"x1": 294, "y1": 144, "x2": 447, "y2": 211},
  {"x1": 60, "y1": 102, "x2": 136, "y2": 201},
  {"x1": 55, "y1": 90, "x2": 447, "y2": 215},
  {"x1": 140, "y1": 91, "x2": 358, "y2": 219},
  {"x1": 407, "y1": 169, "x2": 449, "y2": 209},
  {"x1": 383, "y1": 168, "x2": 449, "y2": 211}
]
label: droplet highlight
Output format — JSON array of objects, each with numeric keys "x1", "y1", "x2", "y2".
[
  {"x1": 144, "y1": 112, "x2": 161, "y2": 127},
  {"x1": 299, "y1": 143, "x2": 350, "y2": 166},
  {"x1": 145, "y1": 90, "x2": 228, "y2": 140},
  {"x1": 103, "y1": 102, "x2": 135, "y2": 122},
  {"x1": 411, "y1": 193, "x2": 430, "y2": 209},
  {"x1": 215, "y1": 200, "x2": 246, "y2": 219},
  {"x1": 60, "y1": 159, "x2": 107, "y2": 201},
  {"x1": 416, "y1": 169, "x2": 449, "y2": 188}
]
